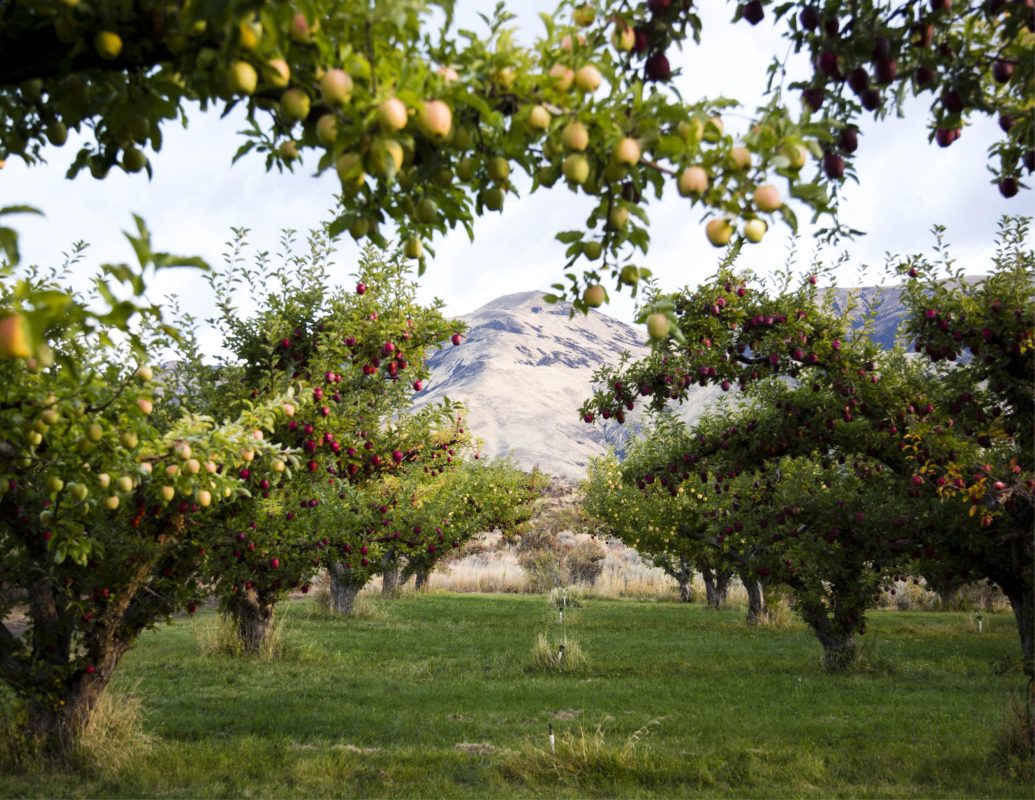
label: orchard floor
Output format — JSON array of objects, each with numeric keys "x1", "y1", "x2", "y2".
[{"x1": 1, "y1": 593, "x2": 1031, "y2": 798}]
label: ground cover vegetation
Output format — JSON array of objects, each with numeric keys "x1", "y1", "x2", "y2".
[{"x1": 0, "y1": 593, "x2": 1028, "y2": 797}]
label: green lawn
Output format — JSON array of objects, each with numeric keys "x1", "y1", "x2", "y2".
[{"x1": 1, "y1": 593, "x2": 1030, "y2": 798}]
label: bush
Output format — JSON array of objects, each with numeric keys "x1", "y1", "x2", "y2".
[{"x1": 528, "y1": 633, "x2": 589, "y2": 673}]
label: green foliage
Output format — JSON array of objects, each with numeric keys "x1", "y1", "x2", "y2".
[
  {"x1": 583, "y1": 218, "x2": 1034, "y2": 670},
  {"x1": 2, "y1": 1, "x2": 1029, "y2": 307}
]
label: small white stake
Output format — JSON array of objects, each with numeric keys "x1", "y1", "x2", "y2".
[{"x1": 549, "y1": 723, "x2": 555, "y2": 753}]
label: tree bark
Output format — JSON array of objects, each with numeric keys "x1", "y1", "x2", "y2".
[
  {"x1": 701, "y1": 566, "x2": 730, "y2": 609},
  {"x1": 414, "y1": 569, "x2": 431, "y2": 592},
  {"x1": 816, "y1": 629, "x2": 858, "y2": 671},
  {"x1": 228, "y1": 588, "x2": 275, "y2": 655},
  {"x1": 1005, "y1": 584, "x2": 1035, "y2": 679},
  {"x1": 742, "y1": 575, "x2": 769, "y2": 625},
  {"x1": 25, "y1": 671, "x2": 110, "y2": 760},
  {"x1": 328, "y1": 563, "x2": 365, "y2": 616},
  {"x1": 381, "y1": 552, "x2": 400, "y2": 597}
]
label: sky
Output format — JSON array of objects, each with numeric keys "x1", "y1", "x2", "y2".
[{"x1": 3, "y1": 1, "x2": 1028, "y2": 356}]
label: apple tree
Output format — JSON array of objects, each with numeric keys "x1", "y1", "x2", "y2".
[
  {"x1": 164, "y1": 229, "x2": 471, "y2": 642},
  {"x1": 397, "y1": 457, "x2": 547, "y2": 591},
  {"x1": 582, "y1": 425, "x2": 735, "y2": 607},
  {"x1": 0, "y1": 229, "x2": 300, "y2": 756},
  {"x1": 1, "y1": 0, "x2": 1029, "y2": 322},
  {"x1": 582, "y1": 217, "x2": 1034, "y2": 672}
]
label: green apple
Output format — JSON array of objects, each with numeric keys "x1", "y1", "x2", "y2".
[
  {"x1": 280, "y1": 89, "x2": 310, "y2": 122},
  {"x1": 646, "y1": 313, "x2": 670, "y2": 340},
  {"x1": 229, "y1": 61, "x2": 258, "y2": 95},
  {"x1": 743, "y1": 219, "x2": 767, "y2": 243},
  {"x1": 403, "y1": 237, "x2": 423, "y2": 259},
  {"x1": 316, "y1": 114, "x2": 339, "y2": 147},
  {"x1": 608, "y1": 206, "x2": 630, "y2": 230},
  {"x1": 563, "y1": 154, "x2": 590, "y2": 184}
]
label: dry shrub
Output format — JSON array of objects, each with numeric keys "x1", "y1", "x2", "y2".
[
  {"x1": 194, "y1": 612, "x2": 285, "y2": 661},
  {"x1": 74, "y1": 681, "x2": 155, "y2": 776},
  {"x1": 528, "y1": 633, "x2": 589, "y2": 673},
  {"x1": 504, "y1": 716, "x2": 659, "y2": 783},
  {"x1": 760, "y1": 590, "x2": 794, "y2": 629},
  {"x1": 993, "y1": 684, "x2": 1035, "y2": 779}
]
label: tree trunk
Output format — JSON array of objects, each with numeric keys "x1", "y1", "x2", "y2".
[
  {"x1": 1005, "y1": 585, "x2": 1035, "y2": 679},
  {"x1": 816, "y1": 629, "x2": 857, "y2": 671},
  {"x1": 25, "y1": 673, "x2": 109, "y2": 760},
  {"x1": 742, "y1": 574, "x2": 769, "y2": 625},
  {"x1": 328, "y1": 562, "x2": 365, "y2": 616},
  {"x1": 414, "y1": 569, "x2": 431, "y2": 593},
  {"x1": 229, "y1": 588, "x2": 275, "y2": 654},
  {"x1": 675, "y1": 556, "x2": 693, "y2": 603},
  {"x1": 378, "y1": 554, "x2": 397, "y2": 591},
  {"x1": 702, "y1": 566, "x2": 730, "y2": 609}
]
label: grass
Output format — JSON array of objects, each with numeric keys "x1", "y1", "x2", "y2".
[{"x1": 0, "y1": 593, "x2": 1029, "y2": 798}]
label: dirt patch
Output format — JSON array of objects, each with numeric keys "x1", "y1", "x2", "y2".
[
  {"x1": 552, "y1": 709, "x2": 583, "y2": 721},
  {"x1": 454, "y1": 742, "x2": 497, "y2": 755},
  {"x1": 332, "y1": 743, "x2": 381, "y2": 755}
]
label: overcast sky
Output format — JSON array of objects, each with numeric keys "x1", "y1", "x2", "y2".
[{"x1": 4, "y1": 1, "x2": 1027, "y2": 354}]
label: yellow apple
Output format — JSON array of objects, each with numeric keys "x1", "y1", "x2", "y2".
[
  {"x1": 549, "y1": 64, "x2": 574, "y2": 91},
  {"x1": 378, "y1": 98, "x2": 408, "y2": 132},
  {"x1": 583, "y1": 285, "x2": 606, "y2": 307},
  {"x1": 527, "y1": 105, "x2": 551, "y2": 132},
  {"x1": 265, "y1": 59, "x2": 291, "y2": 88},
  {"x1": 229, "y1": 61, "x2": 257, "y2": 95},
  {"x1": 0, "y1": 314, "x2": 30, "y2": 358},
  {"x1": 95, "y1": 31, "x2": 122, "y2": 60},
  {"x1": 613, "y1": 137, "x2": 641, "y2": 166},
  {"x1": 320, "y1": 69, "x2": 353, "y2": 105},
  {"x1": 574, "y1": 65, "x2": 602, "y2": 93},
  {"x1": 705, "y1": 217, "x2": 735, "y2": 247},
  {"x1": 403, "y1": 237, "x2": 423, "y2": 259},
  {"x1": 562, "y1": 121, "x2": 589, "y2": 151},
  {"x1": 677, "y1": 166, "x2": 709, "y2": 197},
  {"x1": 418, "y1": 100, "x2": 452, "y2": 139},
  {"x1": 753, "y1": 184, "x2": 782, "y2": 212}
]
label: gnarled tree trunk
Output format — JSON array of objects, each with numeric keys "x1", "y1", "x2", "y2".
[
  {"x1": 227, "y1": 587, "x2": 275, "y2": 654},
  {"x1": 701, "y1": 566, "x2": 730, "y2": 609},
  {"x1": 799, "y1": 603, "x2": 859, "y2": 671},
  {"x1": 328, "y1": 562, "x2": 366, "y2": 615},
  {"x1": 381, "y1": 551, "x2": 400, "y2": 597},
  {"x1": 414, "y1": 569, "x2": 431, "y2": 593},
  {"x1": 742, "y1": 573, "x2": 769, "y2": 625}
]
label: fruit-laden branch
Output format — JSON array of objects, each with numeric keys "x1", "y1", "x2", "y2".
[{"x1": 0, "y1": 23, "x2": 171, "y2": 88}]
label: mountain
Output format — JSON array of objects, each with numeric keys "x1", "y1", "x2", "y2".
[{"x1": 415, "y1": 291, "x2": 723, "y2": 481}]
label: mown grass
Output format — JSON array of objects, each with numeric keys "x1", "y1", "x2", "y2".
[{"x1": 1, "y1": 593, "x2": 1029, "y2": 798}]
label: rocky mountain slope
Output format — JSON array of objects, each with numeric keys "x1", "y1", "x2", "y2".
[{"x1": 415, "y1": 291, "x2": 722, "y2": 481}]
